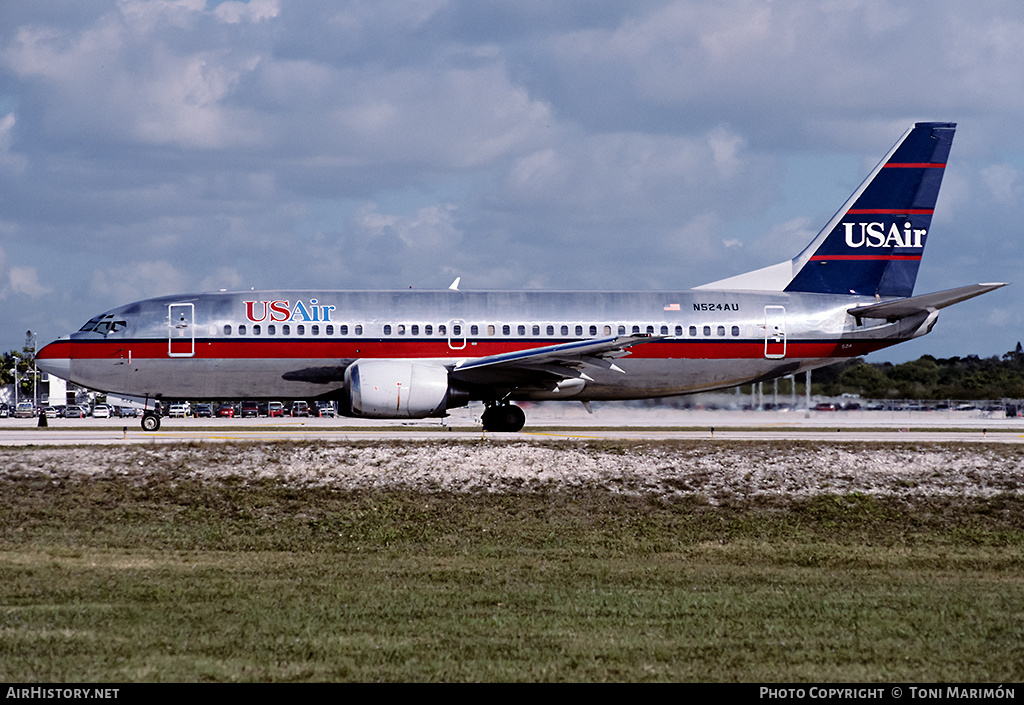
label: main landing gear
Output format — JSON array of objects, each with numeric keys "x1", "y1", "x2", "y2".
[
  {"x1": 480, "y1": 403, "x2": 526, "y2": 433},
  {"x1": 141, "y1": 413, "x2": 161, "y2": 432}
]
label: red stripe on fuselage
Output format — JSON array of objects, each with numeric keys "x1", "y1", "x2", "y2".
[{"x1": 62, "y1": 337, "x2": 896, "y2": 362}]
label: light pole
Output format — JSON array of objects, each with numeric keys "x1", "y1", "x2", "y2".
[{"x1": 27, "y1": 331, "x2": 37, "y2": 409}]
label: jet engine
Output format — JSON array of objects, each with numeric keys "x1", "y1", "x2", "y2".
[{"x1": 345, "y1": 360, "x2": 469, "y2": 418}]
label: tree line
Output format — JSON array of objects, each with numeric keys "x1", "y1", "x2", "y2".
[{"x1": 812, "y1": 343, "x2": 1024, "y2": 400}]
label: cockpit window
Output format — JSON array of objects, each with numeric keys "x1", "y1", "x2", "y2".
[
  {"x1": 79, "y1": 315, "x2": 104, "y2": 332},
  {"x1": 78, "y1": 313, "x2": 127, "y2": 334}
]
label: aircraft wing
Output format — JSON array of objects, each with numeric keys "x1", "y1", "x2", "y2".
[
  {"x1": 449, "y1": 334, "x2": 661, "y2": 387},
  {"x1": 848, "y1": 283, "x2": 1007, "y2": 322}
]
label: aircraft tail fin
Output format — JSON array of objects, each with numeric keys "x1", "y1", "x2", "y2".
[{"x1": 697, "y1": 122, "x2": 956, "y2": 298}]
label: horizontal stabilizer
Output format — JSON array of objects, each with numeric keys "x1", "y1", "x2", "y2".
[{"x1": 848, "y1": 283, "x2": 1007, "y2": 322}]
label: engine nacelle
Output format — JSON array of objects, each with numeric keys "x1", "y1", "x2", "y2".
[{"x1": 345, "y1": 360, "x2": 467, "y2": 418}]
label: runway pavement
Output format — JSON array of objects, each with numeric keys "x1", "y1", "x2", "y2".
[{"x1": 1, "y1": 406, "x2": 1022, "y2": 445}]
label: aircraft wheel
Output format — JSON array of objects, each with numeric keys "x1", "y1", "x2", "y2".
[
  {"x1": 141, "y1": 413, "x2": 161, "y2": 432},
  {"x1": 481, "y1": 404, "x2": 526, "y2": 432}
]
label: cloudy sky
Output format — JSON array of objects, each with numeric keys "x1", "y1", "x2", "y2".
[{"x1": 1, "y1": 0, "x2": 1022, "y2": 363}]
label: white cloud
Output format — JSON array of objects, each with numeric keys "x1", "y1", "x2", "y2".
[
  {"x1": 354, "y1": 203, "x2": 462, "y2": 250},
  {"x1": 198, "y1": 267, "x2": 245, "y2": 292},
  {"x1": 0, "y1": 245, "x2": 51, "y2": 299},
  {"x1": 8, "y1": 266, "x2": 50, "y2": 297},
  {"x1": 214, "y1": 0, "x2": 281, "y2": 25},
  {"x1": 90, "y1": 261, "x2": 187, "y2": 303},
  {"x1": 981, "y1": 164, "x2": 1020, "y2": 205},
  {"x1": 0, "y1": 113, "x2": 26, "y2": 172}
]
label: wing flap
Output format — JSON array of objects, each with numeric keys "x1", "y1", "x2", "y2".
[{"x1": 450, "y1": 334, "x2": 661, "y2": 386}]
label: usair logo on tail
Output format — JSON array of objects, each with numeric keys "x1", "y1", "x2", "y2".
[{"x1": 843, "y1": 222, "x2": 926, "y2": 249}]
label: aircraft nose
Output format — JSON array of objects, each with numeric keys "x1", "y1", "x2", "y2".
[{"x1": 36, "y1": 338, "x2": 72, "y2": 380}]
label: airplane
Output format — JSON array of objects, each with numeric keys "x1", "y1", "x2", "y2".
[{"x1": 36, "y1": 121, "x2": 1006, "y2": 432}]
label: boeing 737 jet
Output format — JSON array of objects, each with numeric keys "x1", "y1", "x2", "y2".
[{"x1": 36, "y1": 122, "x2": 1005, "y2": 431}]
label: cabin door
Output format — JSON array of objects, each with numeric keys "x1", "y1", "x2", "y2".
[
  {"x1": 764, "y1": 305, "x2": 786, "y2": 359},
  {"x1": 168, "y1": 303, "x2": 195, "y2": 358}
]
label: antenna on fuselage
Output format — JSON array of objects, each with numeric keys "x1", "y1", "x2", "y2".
[{"x1": 449, "y1": 277, "x2": 461, "y2": 291}]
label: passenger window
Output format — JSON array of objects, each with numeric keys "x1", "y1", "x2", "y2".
[
  {"x1": 589, "y1": 325, "x2": 598, "y2": 336},
  {"x1": 253, "y1": 325, "x2": 261, "y2": 335},
  {"x1": 354, "y1": 325, "x2": 362, "y2": 335},
  {"x1": 575, "y1": 325, "x2": 583, "y2": 336},
  {"x1": 618, "y1": 325, "x2": 626, "y2": 335},
  {"x1": 383, "y1": 325, "x2": 392, "y2": 335},
  {"x1": 717, "y1": 326, "x2": 725, "y2": 336},
  {"x1": 439, "y1": 324, "x2": 446, "y2": 335},
  {"x1": 731, "y1": 326, "x2": 740, "y2": 337},
  {"x1": 326, "y1": 325, "x2": 334, "y2": 335},
  {"x1": 268, "y1": 325, "x2": 276, "y2": 335},
  {"x1": 238, "y1": 325, "x2": 246, "y2": 335},
  {"x1": 632, "y1": 325, "x2": 640, "y2": 334},
  {"x1": 470, "y1": 324, "x2": 478, "y2": 335},
  {"x1": 675, "y1": 325, "x2": 683, "y2": 336},
  {"x1": 603, "y1": 325, "x2": 612, "y2": 336},
  {"x1": 660, "y1": 325, "x2": 668, "y2": 335},
  {"x1": 703, "y1": 326, "x2": 711, "y2": 336},
  {"x1": 339, "y1": 325, "x2": 347, "y2": 335},
  {"x1": 223, "y1": 325, "x2": 232, "y2": 336},
  {"x1": 425, "y1": 325, "x2": 433, "y2": 335},
  {"x1": 561, "y1": 325, "x2": 569, "y2": 336},
  {"x1": 297, "y1": 325, "x2": 305, "y2": 335},
  {"x1": 487, "y1": 325, "x2": 496, "y2": 336},
  {"x1": 311, "y1": 325, "x2": 319, "y2": 335},
  {"x1": 397, "y1": 324, "x2": 405, "y2": 335},
  {"x1": 646, "y1": 325, "x2": 654, "y2": 335},
  {"x1": 518, "y1": 325, "x2": 526, "y2": 336},
  {"x1": 411, "y1": 325, "x2": 419, "y2": 335},
  {"x1": 282, "y1": 325, "x2": 290, "y2": 335},
  {"x1": 531, "y1": 325, "x2": 539, "y2": 336},
  {"x1": 452, "y1": 325, "x2": 460, "y2": 335},
  {"x1": 689, "y1": 325, "x2": 697, "y2": 336},
  {"x1": 547, "y1": 325, "x2": 555, "y2": 336},
  {"x1": 503, "y1": 325, "x2": 511, "y2": 335}
]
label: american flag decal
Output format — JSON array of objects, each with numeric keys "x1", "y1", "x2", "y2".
[{"x1": 664, "y1": 303, "x2": 680, "y2": 311}]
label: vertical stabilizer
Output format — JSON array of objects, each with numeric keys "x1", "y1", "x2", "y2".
[
  {"x1": 697, "y1": 122, "x2": 956, "y2": 297},
  {"x1": 785, "y1": 122, "x2": 955, "y2": 297}
]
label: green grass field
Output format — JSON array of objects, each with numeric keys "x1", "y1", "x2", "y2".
[{"x1": 1, "y1": 442, "x2": 1022, "y2": 682}]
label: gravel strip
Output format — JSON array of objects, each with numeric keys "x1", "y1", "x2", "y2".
[{"x1": 3, "y1": 441, "x2": 1022, "y2": 503}]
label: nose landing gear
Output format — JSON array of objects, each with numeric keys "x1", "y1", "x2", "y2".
[{"x1": 480, "y1": 403, "x2": 526, "y2": 432}]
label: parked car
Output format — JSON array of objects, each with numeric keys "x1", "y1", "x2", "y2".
[
  {"x1": 240, "y1": 401, "x2": 260, "y2": 418},
  {"x1": 92, "y1": 404, "x2": 111, "y2": 418},
  {"x1": 315, "y1": 401, "x2": 336, "y2": 417},
  {"x1": 290, "y1": 401, "x2": 310, "y2": 417},
  {"x1": 64, "y1": 405, "x2": 85, "y2": 418},
  {"x1": 168, "y1": 403, "x2": 191, "y2": 418},
  {"x1": 15, "y1": 402, "x2": 36, "y2": 418},
  {"x1": 267, "y1": 401, "x2": 285, "y2": 418},
  {"x1": 43, "y1": 406, "x2": 59, "y2": 418},
  {"x1": 194, "y1": 403, "x2": 213, "y2": 418},
  {"x1": 0, "y1": 403, "x2": 9, "y2": 418},
  {"x1": 216, "y1": 403, "x2": 237, "y2": 418}
]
